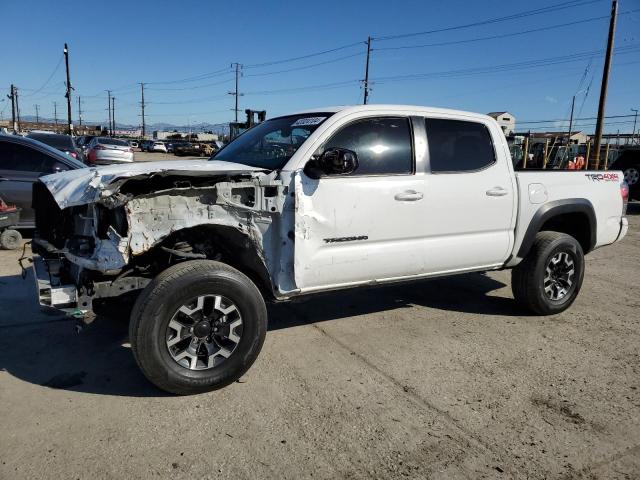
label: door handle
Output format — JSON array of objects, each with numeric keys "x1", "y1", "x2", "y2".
[
  {"x1": 394, "y1": 190, "x2": 424, "y2": 202},
  {"x1": 0, "y1": 176, "x2": 7, "y2": 182},
  {"x1": 486, "y1": 187, "x2": 508, "y2": 197}
]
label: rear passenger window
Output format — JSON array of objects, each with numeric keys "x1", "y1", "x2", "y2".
[
  {"x1": 0, "y1": 141, "x2": 51, "y2": 172},
  {"x1": 425, "y1": 119, "x2": 495, "y2": 172},
  {"x1": 323, "y1": 117, "x2": 413, "y2": 175}
]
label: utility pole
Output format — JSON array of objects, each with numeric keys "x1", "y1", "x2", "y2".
[
  {"x1": 592, "y1": 0, "x2": 618, "y2": 168},
  {"x1": 15, "y1": 88, "x2": 21, "y2": 132},
  {"x1": 107, "y1": 90, "x2": 112, "y2": 136},
  {"x1": 7, "y1": 85, "x2": 17, "y2": 133},
  {"x1": 140, "y1": 82, "x2": 146, "y2": 138},
  {"x1": 53, "y1": 101, "x2": 58, "y2": 127},
  {"x1": 111, "y1": 97, "x2": 116, "y2": 135},
  {"x1": 363, "y1": 36, "x2": 372, "y2": 105},
  {"x1": 229, "y1": 63, "x2": 243, "y2": 122},
  {"x1": 566, "y1": 95, "x2": 575, "y2": 151},
  {"x1": 632, "y1": 108, "x2": 638, "y2": 145},
  {"x1": 34, "y1": 104, "x2": 40, "y2": 123},
  {"x1": 77, "y1": 96, "x2": 82, "y2": 127},
  {"x1": 64, "y1": 43, "x2": 73, "y2": 134}
]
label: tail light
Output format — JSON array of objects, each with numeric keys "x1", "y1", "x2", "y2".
[
  {"x1": 0, "y1": 198, "x2": 17, "y2": 213},
  {"x1": 70, "y1": 152, "x2": 78, "y2": 158},
  {"x1": 621, "y1": 181, "x2": 629, "y2": 215}
]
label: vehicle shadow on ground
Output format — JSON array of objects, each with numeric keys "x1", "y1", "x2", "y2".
[
  {"x1": 268, "y1": 272, "x2": 523, "y2": 331},
  {"x1": 0, "y1": 269, "x2": 165, "y2": 398},
  {"x1": 0, "y1": 269, "x2": 517, "y2": 398}
]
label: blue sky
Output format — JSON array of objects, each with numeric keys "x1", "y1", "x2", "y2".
[{"x1": 1, "y1": 0, "x2": 639, "y2": 133}]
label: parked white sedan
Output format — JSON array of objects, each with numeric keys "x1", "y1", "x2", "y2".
[
  {"x1": 150, "y1": 141, "x2": 168, "y2": 153},
  {"x1": 86, "y1": 137, "x2": 134, "y2": 164}
]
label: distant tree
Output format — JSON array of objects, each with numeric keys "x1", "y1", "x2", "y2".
[
  {"x1": 186, "y1": 133, "x2": 198, "y2": 140},
  {"x1": 167, "y1": 133, "x2": 183, "y2": 140}
]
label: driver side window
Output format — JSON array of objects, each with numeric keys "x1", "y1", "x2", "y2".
[{"x1": 321, "y1": 117, "x2": 413, "y2": 175}]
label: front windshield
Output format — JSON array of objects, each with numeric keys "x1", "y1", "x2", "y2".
[{"x1": 211, "y1": 113, "x2": 333, "y2": 169}]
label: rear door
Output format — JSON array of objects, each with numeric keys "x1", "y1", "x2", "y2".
[{"x1": 419, "y1": 117, "x2": 516, "y2": 271}]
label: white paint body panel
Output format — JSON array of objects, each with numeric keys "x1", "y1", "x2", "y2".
[
  {"x1": 278, "y1": 105, "x2": 626, "y2": 295},
  {"x1": 510, "y1": 170, "x2": 626, "y2": 265},
  {"x1": 35, "y1": 104, "x2": 628, "y2": 300}
]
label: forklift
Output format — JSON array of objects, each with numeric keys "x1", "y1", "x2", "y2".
[{"x1": 229, "y1": 109, "x2": 266, "y2": 140}]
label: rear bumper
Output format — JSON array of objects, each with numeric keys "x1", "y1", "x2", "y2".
[
  {"x1": 616, "y1": 217, "x2": 628, "y2": 243},
  {"x1": 95, "y1": 152, "x2": 134, "y2": 163}
]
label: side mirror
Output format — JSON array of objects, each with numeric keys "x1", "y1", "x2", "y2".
[
  {"x1": 305, "y1": 148, "x2": 359, "y2": 179},
  {"x1": 49, "y1": 162, "x2": 69, "y2": 174}
]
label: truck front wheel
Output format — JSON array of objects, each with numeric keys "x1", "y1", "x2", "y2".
[
  {"x1": 512, "y1": 231, "x2": 585, "y2": 315},
  {"x1": 129, "y1": 260, "x2": 267, "y2": 395}
]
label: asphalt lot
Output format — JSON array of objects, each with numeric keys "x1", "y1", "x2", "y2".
[{"x1": 0, "y1": 205, "x2": 638, "y2": 479}]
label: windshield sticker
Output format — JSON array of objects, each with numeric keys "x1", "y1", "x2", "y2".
[{"x1": 291, "y1": 117, "x2": 326, "y2": 127}]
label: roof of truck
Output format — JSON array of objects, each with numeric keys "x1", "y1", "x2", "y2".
[{"x1": 290, "y1": 104, "x2": 493, "y2": 121}]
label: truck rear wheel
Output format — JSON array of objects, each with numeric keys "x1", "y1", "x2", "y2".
[
  {"x1": 512, "y1": 231, "x2": 585, "y2": 315},
  {"x1": 129, "y1": 260, "x2": 267, "y2": 395}
]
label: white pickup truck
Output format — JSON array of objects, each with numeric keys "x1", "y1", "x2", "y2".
[{"x1": 30, "y1": 105, "x2": 629, "y2": 394}]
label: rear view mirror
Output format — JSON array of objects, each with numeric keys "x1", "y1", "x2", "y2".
[{"x1": 305, "y1": 148, "x2": 359, "y2": 179}]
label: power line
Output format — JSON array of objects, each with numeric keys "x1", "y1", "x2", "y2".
[
  {"x1": 244, "y1": 41, "x2": 364, "y2": 69},
  {"x1": 370, "y1": 45, "x2": 640, "y2": 84},
  {"x1": 146, "y1": 76, "x2": 234, "y2": 91},
  {"x1": 21, "y1": 55, "x2": 64, "y2": 98},
  {"x1": 244, "y1": 79, "x2": 360, "y2": 96},
  {"x1": 151, "y1": 93, "x2": 230, "y2": 105},
  {"x1": 518, "y1": 113, "x2": 636, "y2": 124},
  {"x1": 373, "y1": 10, "x2": 639, "y2": 52},
  {"x1": 146, "y1": 67, "x2": 233, "y2": 86},
  {"x1": 373, "y1": 0, "x2": 603, "y2": 41},
  {"x1": 244, "y1": 52, "x2": 365, "y2": 78}
]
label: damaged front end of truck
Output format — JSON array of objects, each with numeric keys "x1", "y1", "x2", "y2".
[{"x1": 30, "y1": 161, "x2": 288, "y2": 324}]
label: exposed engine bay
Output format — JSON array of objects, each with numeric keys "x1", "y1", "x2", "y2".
[{"x1": 31, "y1": 161, "x2": 290, "y2": 317}]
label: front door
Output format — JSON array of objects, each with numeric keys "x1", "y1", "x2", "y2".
[{"x1": 294, "y1": 116, "x2": 428, "y2": 290}]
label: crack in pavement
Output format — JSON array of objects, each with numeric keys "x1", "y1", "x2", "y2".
[
  {"x1": 306, "y1": 319, "x2": 529, "y2": 479},
  {"x1": 581, "y1": 444, "x2": 640, "y2": 475}
]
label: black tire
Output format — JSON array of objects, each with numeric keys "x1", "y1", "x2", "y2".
[
  {"x1": 129, "y1": 260, "x2": 267, "y2": 395},
  {"x1": 0, "y1": 229, "x2": 22, "y2": 250},
  {"x1": 512, "y1": 231, "x2": 585, "y2": 315}
]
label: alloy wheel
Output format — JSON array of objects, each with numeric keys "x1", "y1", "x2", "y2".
[
  {"x1": 166, "y1": 295, "x2": 243, "y2": 370},
  {"x1": 624, "y1": 167, "x2": 639, "y2": 186},
  {"x1": 543, "y1": 252, "x2": 575, "y2": 301}
]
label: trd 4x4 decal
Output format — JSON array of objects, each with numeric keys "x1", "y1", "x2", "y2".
[{"x1": 585, "y1": 173, "x2": 619, "y2": 182}]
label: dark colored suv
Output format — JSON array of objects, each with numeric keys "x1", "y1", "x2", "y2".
[
  {"x1": 0, "y1": 135, "x2": 86, "y2": 227},
  {"x1": 26, "y1": 133, "x2": 85, "y2": 162}
]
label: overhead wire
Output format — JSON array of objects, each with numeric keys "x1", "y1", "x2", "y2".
[{"x1": 373, "y1": 0, "x2": 604, "y2": 41}]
